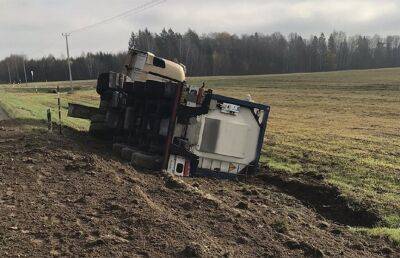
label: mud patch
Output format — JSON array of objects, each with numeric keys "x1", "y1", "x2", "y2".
[
  {"x1": 257, "y1": 171, "x2": 380, "y2": 227},
  {"x1": 285, "y1": 239, "x2": 324, "y2": 257}
]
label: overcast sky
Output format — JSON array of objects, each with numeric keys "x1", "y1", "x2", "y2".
[{"x1": 1, "y1": 0, "x2": 400, "y2": 59}]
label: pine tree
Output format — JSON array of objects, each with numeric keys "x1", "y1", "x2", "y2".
[
  {"x1": 128, "y1": 32, "x2": 136, "y2": 49},
  {"x1": 318, "y1": 33, "x2": 328, "y2": 71},
  {"x1": 327, "y1": 33, "x2": 337, "y2": 70}
]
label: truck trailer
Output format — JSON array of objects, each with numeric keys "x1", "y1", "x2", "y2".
[{"x1": 68, "y1": 49, "x2": 270, "y2": 178}]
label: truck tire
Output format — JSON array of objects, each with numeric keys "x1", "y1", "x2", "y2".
[
  {"x1": 112, "y1": 143, "x2": 126, "y2": 156},
  {"x1": 106, "y1": 110, "x2": 122, "y2": 129},
  {"x1": 99, "y1": 100, "x2": 109, "y2": 110},
  {"x1": 124, "y1": 107, "x2": 135, "y2": 131},
  {"x1": 121, "y1": 147, "x2": 137, "y2": 161},
  {"x1": 131, "y1": 152, "x2": 163, "y2": 170},
  {"x1": 89, "y1": 122, "x2": 111, "y2": 139},
  {"x1": 90, "y1": 114, "x2": 106, "y2": 123}
]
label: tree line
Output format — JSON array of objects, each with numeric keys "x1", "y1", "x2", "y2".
[
  {"x1": 0, "y1": 53, "x2": 126, "y2": 84},
  {"x1": 2, "y1": 29, "x2": 400, "y2": 83}
]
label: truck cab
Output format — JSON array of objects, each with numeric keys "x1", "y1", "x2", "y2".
[{"x1": 124, "y1": 49, "x2": 186, "y2": 83}]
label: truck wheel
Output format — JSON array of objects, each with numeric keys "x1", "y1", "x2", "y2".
[
  {"x1": 112, "y1": 143, "x2": 126, "y2": 156},
  {"x1": 90, "y1": 114, "x2": 106, "y2": 123},
  {"x1": 121, "y1": 147, "x2": 137, "y2": 161},
  {"x1": 106, "y1": 110, "x2": 122, "y2": 129},
  {"x1": 99, "y1": 100, "x2": 109, "y2": 110},
  {"x1": 124, "y1": 107, "x2": 135, "y2": 130},
  {"x1": 89, "y1": 122, "x2": 111, "y2": 139},
  {"x1": 131, "y1": 152, "x2": 163, "y2": 170}
]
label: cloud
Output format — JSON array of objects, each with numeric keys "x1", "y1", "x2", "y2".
[{"x1": 1, "y1": 0, "x2": 400, "y2": 59}]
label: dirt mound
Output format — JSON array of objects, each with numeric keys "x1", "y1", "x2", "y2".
[{"x1": 0, "y1": 119, "x2": 398, "y2": 257}]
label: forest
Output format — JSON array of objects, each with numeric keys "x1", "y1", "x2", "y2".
[{"x1": 1, "y1": 29, "x2": 400, "y2": 83}]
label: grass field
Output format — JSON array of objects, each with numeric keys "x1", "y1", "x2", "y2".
[{"x1": 1, "y1": 68, "x2": 399, "y2": 243}]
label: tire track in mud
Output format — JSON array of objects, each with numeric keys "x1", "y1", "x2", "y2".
[
  {"x1": 255, "y1": 171, "x2": 381, "y2": 227},
  {"x1": 150, "y1": 175, "x2": 396, "y2": 257}
]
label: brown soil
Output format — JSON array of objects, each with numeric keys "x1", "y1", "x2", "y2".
[
  {"x1": 254, "y1": 171, "x2": 381, "y2": 227},
  {"x1": 0, "y1": 119, "x2": 398, "y2": 257}
]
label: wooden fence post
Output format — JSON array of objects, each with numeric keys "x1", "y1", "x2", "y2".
[
  {"x1": 57, "y1": 86, "x2": 62, "y2": 135},
  {"x1": 47, "y1": 108, "x2": 52, "y2": 131}
]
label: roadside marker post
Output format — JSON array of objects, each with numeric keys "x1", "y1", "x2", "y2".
[
  {"x1": 47, "y1": 108, "x2": 52, "y2": 131},
  {"x1": 57, "y1": 86, "x2": 62, "y2": 135}
]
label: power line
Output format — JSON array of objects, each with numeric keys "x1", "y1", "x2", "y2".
[
  {"x1": 19, "y1": 0, "x2": 165, "y2": 58},
  {"x1": 60, "y1": 0, "x2": 166, "y2": 89},
  {"x1": 68, "y1": 0, "x2": 166, "y2": 34}
]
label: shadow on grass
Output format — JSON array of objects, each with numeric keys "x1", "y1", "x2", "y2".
[
  {"x1": 1, "y1": 118, "x2": 112, "y2": 156},
  {"x1": 4, "y1": 85, "x2": 95, "y2": 94}
]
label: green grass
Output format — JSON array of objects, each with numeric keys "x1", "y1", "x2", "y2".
[
  {"x1": 1, "y1": 68, "x2": 399, "y2": 241},
  {"x1": 353, "y1": 227, "x2": 400, "y2": 245},
  {"x1": 0, "y1": 89, "x2": 97, "y2": 131},
  {"x1": 261, "y1": 156, "x2": 303, "y2": 174}
]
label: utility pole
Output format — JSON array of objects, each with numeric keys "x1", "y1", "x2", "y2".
[
  {"x1": 62, "y1": 33, "x2": 73, "y2": 92},
  {"x1": 23, "y1": 58, "x2": 28, "y2": 87}
]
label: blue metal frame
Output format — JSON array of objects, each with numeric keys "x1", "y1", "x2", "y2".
[
  {"x1": 212, "y1": 94, "x2": 270, "y2": 111},
  {"x1": 254, "y1": 106, "x2": 270, "y2": 167}
]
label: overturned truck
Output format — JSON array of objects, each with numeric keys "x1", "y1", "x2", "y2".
[{"x1": 68, "y1": 49, "x2": 270, "y2": 178}]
